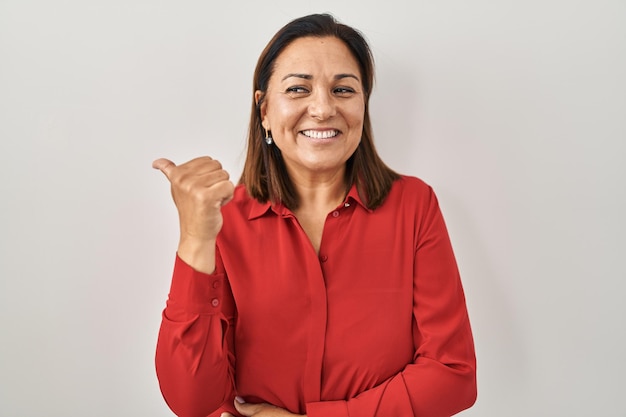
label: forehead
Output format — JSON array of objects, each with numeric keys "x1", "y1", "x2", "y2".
[{"x1": 272, "y1": 36, "x2": 361, "y2": 78}]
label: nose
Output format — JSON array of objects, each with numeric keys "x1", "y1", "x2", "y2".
[{"x1": 307, "y1": 90, "x2": 336, "y2": 120}]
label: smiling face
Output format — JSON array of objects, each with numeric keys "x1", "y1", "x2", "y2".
[{"x1": 256, "y1": 36, "x2": 365, "y2": 180}]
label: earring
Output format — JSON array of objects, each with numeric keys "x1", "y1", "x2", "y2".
[{"x1": 265, "y1": 130, "x2": 273, "y2": 145}]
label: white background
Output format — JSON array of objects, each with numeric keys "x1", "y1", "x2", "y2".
[{"x1": 1, "y1": 1, "x2": 625, "y2": 416}]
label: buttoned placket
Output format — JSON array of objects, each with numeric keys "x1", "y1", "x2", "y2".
[
  {"x1": 295, "y1": 200, "x2": 354, "y2": 403},
  {"x1": 318, "y1": 202, "x2": 352, "y2": 265}
]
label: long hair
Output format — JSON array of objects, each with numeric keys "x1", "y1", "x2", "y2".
[{"x1": 239, "y1": 13, "x2": 399, "y2": 210}]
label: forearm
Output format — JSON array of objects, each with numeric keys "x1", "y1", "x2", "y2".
[
  {"x1": 305, "y1": 357, "x2": 476, "y2": 417},
  {"x1": 155, "y1": 255, "x2": 236, "y2": 417},
  {"x1": 177, "y1": 236, "x2": 217, "y2": 274},
  {"x1": 156, "y1": 313, "x2": 234, "y2": 417}
]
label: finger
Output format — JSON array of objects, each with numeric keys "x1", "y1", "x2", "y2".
[
  {"x1": 152, "y1": 158, "x2": 176, "y2": 180},
  {"x1": 235, "y1": 398, "x2": 278, "y2": 417},
  {"x1": 187, "y1": 155, "x2": 216, "y2": 166},
  {"x1": 188, "y1": 158, "x2": 225, "y2": 177},
  {"x1": 195, "y1": 167, "x2": 230, "y2": 186},
  {"x1": 170, "y1": 157, "x2": 223, "y2": 180},
  {"x1": 233, "y1": 397, "x2": 254, "y2": 416},
  {"x1": 210, "y1": 180, "x2": 236, "y2": 207}
]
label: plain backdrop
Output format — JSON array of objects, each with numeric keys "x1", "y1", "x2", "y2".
[{"x1": 1, "y1": 1, "x2": 625, "y2": 416}]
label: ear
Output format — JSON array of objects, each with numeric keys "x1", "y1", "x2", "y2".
[{"x1": 254, "y1": 90, "x2": 269, "y2": 130}]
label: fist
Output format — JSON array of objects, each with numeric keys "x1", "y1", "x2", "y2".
[{"x1": 152, "y1": 156, "x2": 235, "y2": 243}]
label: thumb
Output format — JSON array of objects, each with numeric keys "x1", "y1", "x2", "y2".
[{"x1": 152, "y1": 158, "x2": 176, "y2": 180}]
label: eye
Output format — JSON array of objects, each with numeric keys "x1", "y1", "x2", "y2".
[
  {"x1": 286, "y1": 86, "x2": 310, "y2": 94},
  {"x1": 333, "y1": 87, "x2": 356, "y2": 96}
]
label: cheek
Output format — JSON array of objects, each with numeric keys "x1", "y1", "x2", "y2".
[
  {"x1": 347, "y1": 101, "x2": 366, "y2": 126},
  {"x1": 348, "y1": 112, "x2": 365, "y2": 131},
  {"x1": 267, "y1": 98, "x2": 303, "y2": 128}
]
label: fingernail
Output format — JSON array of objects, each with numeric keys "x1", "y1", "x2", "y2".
[{"x1": 235, "y1": 396, "x2": 245, "y2": 404}]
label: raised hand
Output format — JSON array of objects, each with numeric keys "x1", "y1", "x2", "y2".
[{"x1": 153, "y1": 156, "x2": 235, "y2": 273}]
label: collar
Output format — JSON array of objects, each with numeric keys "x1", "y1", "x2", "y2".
[
  {"x1": 247, "y1": 182, "x2": 371, "y2": 220},
  {"x1": 344, "y1": 182, "x2": 371, "y2": 212}
]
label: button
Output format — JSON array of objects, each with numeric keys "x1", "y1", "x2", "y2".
[
  {"x1": 212, "y1": 280, "x2": 221, "y2": 289},
  {"x1": 320, "y1": 255, "x2": 328, "y2": 262},
  {"x1": 332, "y1": 211, "x2": 339, "y2": 217},
  {"x1": 211, "y1": 298, "x2": 220, "y2": 307},
  {"x1": 344, "y1": 202, "x2": 350, "y2": 207}
]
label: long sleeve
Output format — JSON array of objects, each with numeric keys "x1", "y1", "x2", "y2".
[
  {"x1": 155, "y1": 253, "x2": 237, "y2": 417},
  {"x1": 305, "y1": 187, "x2": 477, "y2": 417}
]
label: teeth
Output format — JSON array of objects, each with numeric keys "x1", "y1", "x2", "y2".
[{"x1": 302, "y1": 130, "x2": 339, "y2": 139}]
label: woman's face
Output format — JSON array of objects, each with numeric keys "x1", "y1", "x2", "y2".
[{"x1": 257, "y1": 36, "x2": 365, "y2": 179}]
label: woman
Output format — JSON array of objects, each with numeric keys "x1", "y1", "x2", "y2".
[{"x1": 153, "y1": 14, "x2": 476, "y2": 417}]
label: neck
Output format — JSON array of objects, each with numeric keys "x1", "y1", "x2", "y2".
[{"x1": 289, "y1": 167, "x2": 348, "y2": 213}]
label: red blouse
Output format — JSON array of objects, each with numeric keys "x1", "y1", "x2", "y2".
[{"x1": 156, "y1": 176, "x2": 476, "y2": 417}]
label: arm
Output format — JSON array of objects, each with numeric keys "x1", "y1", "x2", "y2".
[
  {"x1": 306, "y1": 187, "x2": 477, "y2": 417},
  {"x1": 155, "y1": 253, "x2": 238, "y2": 417},
  {"x1": 152, "y1": 157, "x2": 239, "y2": 417}
]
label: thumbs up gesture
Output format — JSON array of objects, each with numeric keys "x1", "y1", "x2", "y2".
[{"x1": 153, "y1": 156, "x2": 235, "y2": 273}]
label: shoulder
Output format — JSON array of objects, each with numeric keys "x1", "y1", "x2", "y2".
[
  {"x1": 387, "y1": 175, "x2": 435, "y2": 202},
  {"x1": 376, "y1": 175, "x2": 440, "y2": 217},
  {"x1": 222, "y1": 184, "x2": 270, "y2": 219},
  {"x1": 224, "y1": 184, "x2": 257, "y2": 209},
  {"x1": 231, "y1": 183, "x2": 252, "y2": 203},
  {"x1": 394, "y1": 175, "x2": 432, "y2": 191}
]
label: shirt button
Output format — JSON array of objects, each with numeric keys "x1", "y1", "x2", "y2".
[
  {"x1": 320, "y1": 255, "x2": 328, "y2": 262},
  {"x1": 212, "y1": 280, "x2": 221, "y2": 289},
  {"x1": 332, "y1": 211, "x2": 339, "y2": 217},
  {"x1": 211, "y1": 298, "x2": 220, "y2": 307}
]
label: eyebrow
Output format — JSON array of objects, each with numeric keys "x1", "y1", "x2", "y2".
[{"x1": 281, "y1": 73, "x2": 360, "y2": 82}]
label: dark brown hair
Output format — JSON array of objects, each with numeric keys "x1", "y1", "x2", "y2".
[{"x1": 239, "y1": 13, "x2": 399, "y2": 210}]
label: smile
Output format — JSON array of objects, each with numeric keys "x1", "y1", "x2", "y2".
[{"x1": 300, "y1": 130, "x2": 340, "y2": 139}]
